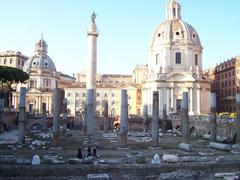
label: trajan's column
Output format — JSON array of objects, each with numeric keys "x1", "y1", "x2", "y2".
[{"x1": 86, "y1": 12, "x2": 98, "y2": 147}]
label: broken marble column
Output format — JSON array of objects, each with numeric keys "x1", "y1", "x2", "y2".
[
  {"x1": 41, "y1": 103, "x2": 47, "y2": 131},
  {"x1": 209, "y1": 142, "x2": 231, "y2": 151},
  {"x1": 178, "y1": 143, "x2": 193, "y2": 152},
  {"x1": 162, "y1": 104, "x2": 167, "y2": 133},
  {"x1": 0, "y1": 98, "x2": 4, "y2": 133},
  {"x1": 18, "y1": 87, "x2": 26, "y2": 145},
  {"x1": 210, "y1": 92, "x2": 217, "y2": 142},
  {"x1": 62, "y1": 98, "x2": 68, "y2": 131},
  {"x1": 103, "y1": 100, "x2": 109, "y2": 132},
  {"x1": 143, "y1": 105, "x2": 148, "y2": 132},
  {"x1": 53, "y1": 88, "x2": 60, "y2": 146},
  {"x1": 181, "y1": 92, "x2": 189, "y2": 143},
  {"x1": 152, "y1": 91, "x2": 159, "y2": 147},
  {"x1": 236, "y1": 94, "x2": 240, "y2": 144},
  {"x1": 120, "y1": 90, "x2": 128, "y2": 147}
]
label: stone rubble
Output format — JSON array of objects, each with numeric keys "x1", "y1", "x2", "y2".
[
  {"x1": 151, "y1": 154, "x2": 160, "y2": 164},
  {"x1": 32, "y1": 155, "x2": 41, "y2": 165},
  {"x1": 215, "y1": 172, "x2": 240, "y2": 179},
  {"x1": 162, "y1": 153, "x2": 179, "y2": 163}
]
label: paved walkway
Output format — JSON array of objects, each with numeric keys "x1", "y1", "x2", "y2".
[{"x1": 0, "y1": 130, "x2": 18, "y2": 144}]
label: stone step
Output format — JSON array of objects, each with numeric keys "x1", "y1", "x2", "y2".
[{"x1": 87, "y1": 174, "x2": 110, "y2": 180}]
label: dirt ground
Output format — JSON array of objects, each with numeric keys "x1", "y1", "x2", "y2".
[{"x1": 0, "y1": 129, "x2": 240, "y2": 179}]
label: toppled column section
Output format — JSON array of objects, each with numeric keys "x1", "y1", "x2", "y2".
[{"x1": 209, "y1": 142, "x2": 231, "y2": 151}]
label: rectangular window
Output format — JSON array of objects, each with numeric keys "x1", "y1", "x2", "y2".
[
  {"x1": 18, "y1": 59, "x2": 20, "y2": 65},
  {"x1": 82, "y1": 93, "x2": 86, "y2": 97},
  {"x1": 175, "y1": 52, "x2": 181, "y2": 64},
  {"x1": 195, "y1": 54, "x2": 198, "y2": 65}
]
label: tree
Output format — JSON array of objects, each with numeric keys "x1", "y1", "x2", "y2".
[{"x1": 0, "y1": 66, "x2": 29, "y2": 107}]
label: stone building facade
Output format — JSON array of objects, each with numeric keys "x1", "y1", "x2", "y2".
[
  {"x1": 64, "y1": 83, "x2": 142, "y2": 117},
  {"x1": 0, "y1": 50, "x2": 28, "y2": 69},
  {"x1": 142, "y1": 0, "x2": 211, "y2": 116},
  {"x1": 205, "y1": 56, "x2": 240, "y2": 113}
]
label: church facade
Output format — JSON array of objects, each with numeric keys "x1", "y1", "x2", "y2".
[
  {"x1": 142, "y1": 0, "x2": 211, "y2": 115},
  {"x1": 12, "y1": 38, "x2": 59, "y2": 115}
]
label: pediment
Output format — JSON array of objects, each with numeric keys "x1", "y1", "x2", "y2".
[{"x1": 166, "y1": 73, "x2": 195, "y2": 82}]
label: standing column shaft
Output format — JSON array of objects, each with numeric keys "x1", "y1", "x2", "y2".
[
  {"x1": 87, "y1": 89, "x2": 95, "y2": 147},
  {"x1": 210, "y1": 92, "x2": 217, "y2": 142},
  {"x1": 181, "y1": 92, "x2": 189, "y2": 143},
  {"x1": 236, "y1": 94, "x2": 240, "y2": 144},
  {"x1": 42, "y1": 103, "x2": 47, "y2": 131},
  {"x1": 162, "y1": 104, "x2": 167, "y2": 133},
  {"x1": 189, "y1": 88, "x2": 193, "y2": 115},
  {"x1": 86, "y1": 12, "x2": 98, "y2": 147},
  {"x1": 0, "y1": 99, "x2": 4, "y2": 133},
  {"x1": 152, "y1": 91, "x2": 159, "y2": 146},
  {"x1": 18, "y1": 87, "x2": 26, "y2": 145},
  {"x1": 120, "y1": 90, "x2": 128, "y2": 147},
  {"x1": 196, "y1": 88, "x2": 200, "y2": 114},
  {"x1": 82, "y1": 104, "x2": 87, "y2": 135},
  {"x1": 170, "y1": 87, "x2": 174, "y2": 110},
  {"x1": 53, "y1": 88, "x2": 60, "y2": 146},
  {"x1": 103, "y1": 100, "x2": 109, "y2": 132},
  {"x1": 143, "y1": 105, "x2": 148, "y2": 132},
  {"x1": 62, "y1": 98, "x2": 68, "y2": 131}
]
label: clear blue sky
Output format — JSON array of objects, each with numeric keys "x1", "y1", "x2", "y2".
[{"x1": 0, "y1": 0, "x2": 239, "y2": 75}]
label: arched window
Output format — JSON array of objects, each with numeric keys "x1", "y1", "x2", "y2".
[{"x1": 175, "y1": 52, "x2": 181, "y2": 64}]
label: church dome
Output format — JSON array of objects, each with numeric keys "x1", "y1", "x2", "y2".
[
  {"x1": 149, "y1": 0, "x2": 202, "y2": 49},
  {"x1": 24, "y1": 37, "x2": 57, "y2": 74}
]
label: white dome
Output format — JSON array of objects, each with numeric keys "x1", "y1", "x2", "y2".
[
  {"x1": 24, "y1": 54, "x2": 56, "y2": 73},
  {"x1": 147, "y1": 0, "x2": 203, "y2": 76},
  {"x1": 24, "y1": 38, "x2": 57, "y2": 74},
  {"x1": 150, "y1": 19, "x2": 201, "y2": 50}
]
